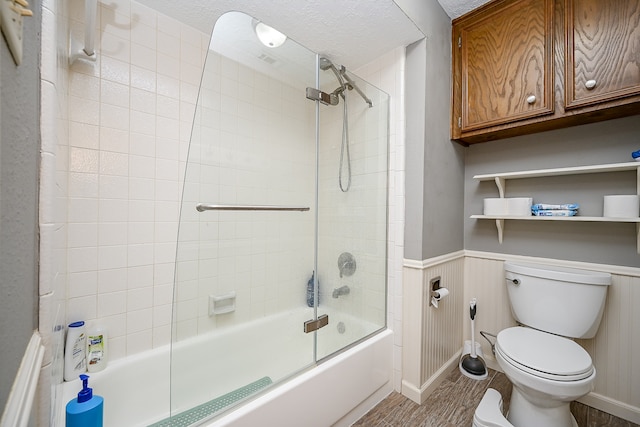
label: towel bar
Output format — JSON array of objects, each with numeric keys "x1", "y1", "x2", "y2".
[{"x1": 196, "y1": 204, "x2": 310, "y2": 212}]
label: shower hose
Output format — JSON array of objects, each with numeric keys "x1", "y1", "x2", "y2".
[{"x1": 339, "y1": 91, "x2": 351, "y2": 192}]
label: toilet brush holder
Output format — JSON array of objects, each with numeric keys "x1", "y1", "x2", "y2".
[{"x1": 462, "y1": 340, "x2": 484, "y2": 358}]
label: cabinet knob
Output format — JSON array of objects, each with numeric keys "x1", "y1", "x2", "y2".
[
  {"x1": 585, "y1": 79, "x2": 597, "y2": 90},
  {"x1": 526, "y1": 95, "x2": 536, "y2": 104}
]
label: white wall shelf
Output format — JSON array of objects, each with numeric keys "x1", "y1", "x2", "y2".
[{"x1": 472, "y1": 162, "x2": 640, "y2": 251}]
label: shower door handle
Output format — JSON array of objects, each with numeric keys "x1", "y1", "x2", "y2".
[{"x1": 196, "y1": 203, "x2": 310, "y2": 212}]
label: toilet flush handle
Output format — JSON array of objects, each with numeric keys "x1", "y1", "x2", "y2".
[{"x1": 507, "y1": 278, "x2": 520, "y2": 285}]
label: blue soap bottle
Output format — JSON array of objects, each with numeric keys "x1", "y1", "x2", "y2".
[{"x1": 66, "y1": 374, "x2": 104, "y2": 427}]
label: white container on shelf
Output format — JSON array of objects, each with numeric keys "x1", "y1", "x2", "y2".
[
  {"x1": 483, "y1": 198, "x2": 508, "y2": 216},
  {"x1": 603, "y1": 195, "x2": 639, "y2": 218},
  {"x1": 507, "y1": 197, "x2": 533, "y2": 216},
  {"x1": 483, "y1": 197, "x2": 532, "y2": 216}
]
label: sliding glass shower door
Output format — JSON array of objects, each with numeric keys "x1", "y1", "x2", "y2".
[{"x1": 168, "y1": 10, "x2": 388, "y2": 425}]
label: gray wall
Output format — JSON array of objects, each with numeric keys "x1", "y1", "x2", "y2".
[
  {"x1": 466, "y1": 115, "x2": 640, "y2": 267},
  {"x1": 399, "y1": 0, "x2": 640, "y2": 266},
  {"x1": 398, "y1": 0, "x2": 465, "y2": 261},
  {"x1": 0, "y1": 1, "x2": 41, "y2": 413}
]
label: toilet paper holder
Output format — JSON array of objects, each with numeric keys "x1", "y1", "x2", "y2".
[{"x1": 429, "y1": 276, "x2": 450, "y2": 308}]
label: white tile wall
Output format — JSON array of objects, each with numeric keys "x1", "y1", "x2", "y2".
[
  {"x1": 356, "y1": 47, "x2": 406, "y2": 392},
  {"x1": 60, "y1": 0, "x2": 208, "y2": 360},
  {"x1": 172, "y1": 50, "x2": 317, "y2": 339},
  {"x1": 39, "y1": 0, "x2": 71, "y2": 424}
]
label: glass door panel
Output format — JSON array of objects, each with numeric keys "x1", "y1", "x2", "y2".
[
  {"x1": 316, "y1": 66, "x2": 389, "y2": 360},
  {"x1": 171, "y1": 11, "x2": 317, "y2": 422}
]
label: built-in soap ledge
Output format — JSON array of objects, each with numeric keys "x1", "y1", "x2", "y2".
[{"x1": 209, "y1": 292, "x2": 236, "y2": 316}]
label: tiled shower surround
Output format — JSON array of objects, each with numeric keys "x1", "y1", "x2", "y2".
[
  {"x1": 41, "y1": 0, "x2": 406, "y2": 417},
  {"x1": 62, "y1": 0, "x2": 210, "y2": 360}
]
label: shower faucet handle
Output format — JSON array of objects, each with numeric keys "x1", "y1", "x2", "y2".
[{"x1": 338, "y1": 252, "x2": 356, "y2": 278}]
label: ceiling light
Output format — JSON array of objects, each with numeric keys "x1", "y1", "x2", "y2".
[{"x1": 252, "y1": 20, "x2": 287, "y2": 48}]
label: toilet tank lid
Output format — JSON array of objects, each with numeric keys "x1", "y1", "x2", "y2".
[{"x1": 504, "y1": 262, "x2": 611, "y2": 286}]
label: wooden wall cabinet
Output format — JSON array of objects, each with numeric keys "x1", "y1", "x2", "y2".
[
  {"x1": 452, "y1": 0, "x2": 640, "y2": 144},
  {"x1": 565, "y1": 0, "x2": 640, "y2": 109},
  {"x1": 457, "y1": 0, "x2": 555, "y2": 133}
]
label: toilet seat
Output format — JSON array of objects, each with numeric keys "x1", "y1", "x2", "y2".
[{"x1": 496, "y1": 327, "x2": 594, "y2": 381}]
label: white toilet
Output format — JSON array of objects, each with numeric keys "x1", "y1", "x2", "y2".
[{"x1": 473, "y1": 261, "x2": 611, "y2": 427}]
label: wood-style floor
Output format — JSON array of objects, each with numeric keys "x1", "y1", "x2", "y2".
[{"x1": 352, "y1": 367, "x2": 639, "y2": 427}]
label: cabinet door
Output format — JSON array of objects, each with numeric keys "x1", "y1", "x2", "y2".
[
  {"x1": 565, "y1": 0, "x2": 640, "y2": 108},
  {"x1": 458, "y1": 0, "x2": 555, "y2": 132}
]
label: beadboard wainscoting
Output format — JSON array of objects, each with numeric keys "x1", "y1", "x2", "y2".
[
  {"x1": 402, "y1": 251, "x2": 465, "y2": 404},
  {"x1": 403, "y1": 251, "x2": 640, "y2": 425}
]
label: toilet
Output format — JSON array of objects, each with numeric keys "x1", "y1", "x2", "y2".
[{"x1": 473, "y1": 261, "x2": 611, "y2": 427}]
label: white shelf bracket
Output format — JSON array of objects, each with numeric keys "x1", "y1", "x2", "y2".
[
  {"x1": 495, "y1": 219, "x2": 504, "y2": 244},
  {"x1": 494, "y1": 176, "x2": 506, "y2": 198}
]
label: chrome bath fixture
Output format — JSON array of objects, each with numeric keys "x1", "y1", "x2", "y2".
[
  {"x1": 332, "y1": 285, "x2": 351, "y2": 298},
  {"x1": 338, "y1": 252, "x2": 356, "y2": 278},
  {"x1": 319, "y1": 57, "x2": 373, "y2": 108},
  {"x1": 316, "y1": 57, "x2": 373, "y2": 192}
]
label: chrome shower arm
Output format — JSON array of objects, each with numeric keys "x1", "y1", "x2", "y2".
[
  {"x1": 340, "y1": 68, "x2": 373, "y2": 108},
  {"x1": 319, "y1": 57, "x2": 372, "y2": 107}
]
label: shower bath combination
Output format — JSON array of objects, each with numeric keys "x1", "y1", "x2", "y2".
[
  {"x1": 51, "y1": 8, "x2": 391, "y2": 427},
  {"x1": 307, "y1": 57, "x2": 373, "y2": 192},
  {"x1": 163, "y1": 11, "x2": 389, "y2": 426}
]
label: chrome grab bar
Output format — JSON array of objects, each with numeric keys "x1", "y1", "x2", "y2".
[{"x1": 196, "y1": 203, "x2": 310, "y2": 212}]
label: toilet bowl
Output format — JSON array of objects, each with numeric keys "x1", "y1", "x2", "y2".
[
  {"x1": 496, "y1": 327, "x2": 595, "y2": 427},
  {"x1": 473, "y1": 262, "x2": 610, "y2": 427}
]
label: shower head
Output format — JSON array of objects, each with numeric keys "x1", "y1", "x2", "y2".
[
  {"x1": 318, "y1": 57, "x2": 373, "y2": 108},
  {"x1": 319, "y1": 57, "x2": 346, "y2": 92},
  {"x1": 319, "y1": 57, "x2": 334, "y2": 71}
]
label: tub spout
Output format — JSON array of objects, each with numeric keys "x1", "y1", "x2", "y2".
[{"x1": 332, "y1": 285, "x2": 350, "y2": 298}]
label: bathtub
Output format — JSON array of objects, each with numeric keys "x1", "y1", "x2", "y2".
[{"x1": 57, "y1": 309, "x2": 393, "y2": 427}]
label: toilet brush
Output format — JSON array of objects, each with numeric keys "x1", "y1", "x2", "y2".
[{"x1": 460, "y1": 298, "x2": 488, "y2": 380}]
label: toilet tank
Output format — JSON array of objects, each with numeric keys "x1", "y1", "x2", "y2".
[{"x1": 504, "y1": 262, "x2": 611, "y2": 339}]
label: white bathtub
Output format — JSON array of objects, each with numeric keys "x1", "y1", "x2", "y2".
[{"x1": 58, "y1": 309, "x2": 393, "y2": 427}]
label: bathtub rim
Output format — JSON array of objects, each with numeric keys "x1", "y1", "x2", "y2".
[{"x1": 203, "y1": 326, "x2": 394, "y2": 427}]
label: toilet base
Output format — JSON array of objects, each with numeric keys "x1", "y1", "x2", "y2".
[{"x1": 507, "y1": 387, "x2": 578, "y2": 427}]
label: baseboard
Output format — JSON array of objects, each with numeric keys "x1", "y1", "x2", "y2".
[
  {"x1": 578, "y1": 392, "x2": 640, "y2": 425},
  {"x1": 0, "y1": 331, "x2": 45, "y2": 427},
  {"x1": 401, "y1": 350, "x2": 461, "y2": 404}
]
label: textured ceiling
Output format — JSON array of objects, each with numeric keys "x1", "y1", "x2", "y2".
[
  {"x1": 136, "y1": 0, "x2": 492, "y2": 69},
  {"x1": 436, "y1": 0, "x2": 493, "y2": 18},
  {"x1": 135, "y1": 0, "x2": 425, "y2": 70}
]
